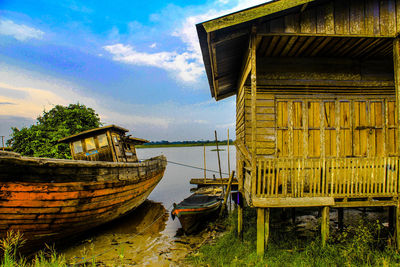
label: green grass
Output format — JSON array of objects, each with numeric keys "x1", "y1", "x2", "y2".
[
  {"x1": 187, "y1": 208, "x2": 400, "y2": 266},
  {"x1": 0, "y1": 231, "x2": 68, "y2": 267}
]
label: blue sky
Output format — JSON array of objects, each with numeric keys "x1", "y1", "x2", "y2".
[{"x1": 0, "y1": 0, "x2": 266, "y2": 141}]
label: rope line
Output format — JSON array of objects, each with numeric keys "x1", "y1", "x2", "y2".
[
  {"x1": 72, "y1": 203, "x2": 173, "y2": 266},
  {"x1": 139, "y1": 159, "x2": 230, "y2": 176}
]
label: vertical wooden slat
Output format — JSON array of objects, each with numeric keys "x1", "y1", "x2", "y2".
[
  {"x1": 251, "y1": 29, "x2": 257, "y2": 196},
  {"x1": 350, "y1": 0, "x2": 365, "y2": 35},
  {"x1": 335, "y1": 0, "x2": 350, "y2": 34},
  {"x1": 365, "y1": 0, "x2": 380, "y2": 35},
  {"x1": 275, "y1": 161, "x2": 279, "y2": 196},
  {"x1": 396, "y1": 158, "x2": 399, "y2": 193},
  {"x1": 384, "y1": 157, "x2": 388, "y2": 194},
  {"x1": 257, "y1": 159, "x2": 262, "y2": 195},
  {"x1": 393, "y1": 38, "x2": 400, "y2": 156},
  {"x1": 322, "y1": 158, "x2": 326, "y2": 196},
  {"x1": 264, "y1": 160, "x2": 268, "y2": 196}
]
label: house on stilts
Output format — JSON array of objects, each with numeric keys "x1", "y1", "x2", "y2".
[{"x1": 196, "y1": 0, "x2": 400, "y2": 255}]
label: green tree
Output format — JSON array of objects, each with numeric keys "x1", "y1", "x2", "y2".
[{"x1": 7, "y1": 104, "x2": 101, "y2": 159}]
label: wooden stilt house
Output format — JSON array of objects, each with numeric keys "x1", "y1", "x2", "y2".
[{"x1": 196, "y1": 0, "x2": 400, "y2": 254}]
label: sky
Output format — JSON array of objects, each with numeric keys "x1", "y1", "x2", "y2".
[{"x1": 0, "y1": 0, "x2": 267, "y2": 142}]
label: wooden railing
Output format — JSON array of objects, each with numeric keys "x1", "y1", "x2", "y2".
[{"x1": 253, "y1": 157, "x2": 399, "y2": 198}]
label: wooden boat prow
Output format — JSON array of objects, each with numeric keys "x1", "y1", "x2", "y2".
[
  {"x1": 171, "y1": 186, "x2": 223, "y2": 234},
  {"x1": 0, "y1": 125, "x2": 167, "y2": 251}
]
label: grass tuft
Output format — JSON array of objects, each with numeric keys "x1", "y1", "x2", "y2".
[{"x1": 188, "y1": 207, "x2": 400, "y2": 266}]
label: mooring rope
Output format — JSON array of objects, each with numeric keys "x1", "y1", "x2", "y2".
[
  {"x1": 71, "y1": 203, "x2": 174, "y2": 266},
  {"x1": 138, "y1": 159, "x2": 230, "y2": 176}
]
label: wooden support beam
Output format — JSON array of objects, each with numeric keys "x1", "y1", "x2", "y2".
[
  {"x1": 252, "y1": 197, "x2": 335, "y2": 207},
  {"x1": 321, "y1": 206, "x2": 330, "y2": 247},
  {"x1": 338, "y1": 208, "x2": 344, "y2": 231},
  {"x1": 220, "y1": 171, "x2": 236, "y2": 216},
  {"x1": 207, "y1": 32, "x2": 218, "y2": 100},
  {"x1": 235, "y1": 141, "x2": 252, "y2": 166},
  {"x1": 393, "y1": 38, "x2": 400, "y2": 156},
  {"x1": 237, "y1": 39, "x2": 252, "y2": 92},
  {"x1": 202, "y1": 0, "x2": 316, "y2": 32},
  {"x1": 250, "y1": 27, "x2": 257, "y2": 196},
  {"x1": 265, "y1": 208, "x2": 270, "y2": 249},
  {"x1": 389, "y1": 206, "x2": 394, "y2": 233},
  {"x1": 257, "y1": 208, "x2": 265, "y2": 256}
]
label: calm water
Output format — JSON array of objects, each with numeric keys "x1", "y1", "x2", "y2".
[{"x1": 61, "y1": 145, "x2": 236, "y2": 265}]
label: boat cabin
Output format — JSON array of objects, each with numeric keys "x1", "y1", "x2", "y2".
[
  {"x1": 59, "y1": 125, "x2": 148, "y2": 162},
  {"x1": 197, "y1": 0, "x2": 400, "y2": 254}
]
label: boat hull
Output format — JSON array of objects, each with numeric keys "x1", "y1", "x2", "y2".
[
  {"x1": 0, "y1": 152, "x2": 167, "y2": 251},
  {"x1": 171, "y1": 194, "x2": 222, "y2": 234}
]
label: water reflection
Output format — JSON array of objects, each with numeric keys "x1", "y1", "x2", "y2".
[{"x1": 61, "y1": 201, "x2": 169, "y2": 265}]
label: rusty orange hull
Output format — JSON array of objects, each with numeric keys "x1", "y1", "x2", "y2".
[{"x1": 0, "y1": 152, "x2": 166, "y2": 251}]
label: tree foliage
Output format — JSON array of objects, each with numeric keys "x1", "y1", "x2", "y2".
[{"x1": 7, "y1": 104, "x2": 101, "y2": 159}]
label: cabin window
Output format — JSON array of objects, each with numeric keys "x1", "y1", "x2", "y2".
[
  {"x1": 113, "y1": 136, "x2": 119, "y2": 144},
  {"x1": 98, "y1": 134, "x2": 108, "y2": 148},
  {"x1": 73, "y1": 141, "x2": 83, "y2": 154},
  {"x1": 85, "y1": 137, "x2": 96, "y2": 151}
]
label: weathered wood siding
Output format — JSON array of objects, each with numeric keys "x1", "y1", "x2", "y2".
[
  {"x1": 260, "y1": 0, "x2": 400, "y2": 37},
  {"x1": 244, "y1": 89, "x2": 275, "y2": 157},
  {"x1": 256, "y1": 57, "x2": 394, "y2": 91},
  {"x1": 236, "y1": 82, "x2": 246, "y2": 145}
]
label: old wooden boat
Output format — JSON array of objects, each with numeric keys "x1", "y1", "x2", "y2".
[
  {"x1": 0, "y1": 125, "x2": 167, "y2": 251},
  {"x1": 171, "y1": 187, "x2": 222, "y2": 234}
]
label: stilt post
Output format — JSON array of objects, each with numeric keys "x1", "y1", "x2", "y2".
[
  {"x1": 321, "y1": 206, "x2": 329, "y2": 247},
  {"x1": 257, "y1": 208, "x2": 265, "y2": 256},
  {"x1": 338, "y1": 208, "x2": 344, "y2": 231},
  {"x1": 265, "y1": 208, "x2": 270, "y2": 249}
]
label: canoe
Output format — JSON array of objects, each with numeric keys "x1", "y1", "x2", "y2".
[
  {"x1": 0, "y1": 151, "x2": 166, "y2": 251},
  {"x1": 171, "y1": 187, "x2": 222, "y2": 234}
]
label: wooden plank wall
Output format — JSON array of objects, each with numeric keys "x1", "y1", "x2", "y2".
[
  {"x1": 244, "y1": 88, "x2": 276, "y2": 157},
  {"x1": 256, "y1": 57, "x2": 394, "y2": 91},
  {"x1": 259, "y1": 0, "x2": 400, "y2": 37},
  {"x1": 236, "y1": 82, "x2": 246, "y2": 145}
]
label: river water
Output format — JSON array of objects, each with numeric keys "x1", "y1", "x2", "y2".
[{"x1": 60, "y1": 145, "x2": 236, "y2": 266}]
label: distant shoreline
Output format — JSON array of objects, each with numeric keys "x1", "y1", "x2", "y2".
[{"x1": 136, "y1": 141, "x2": 234, "y2": 148}]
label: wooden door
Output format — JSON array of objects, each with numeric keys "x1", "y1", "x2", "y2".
[{"x1": 276, "y1": 97, "x2": 396, "y2": 158}]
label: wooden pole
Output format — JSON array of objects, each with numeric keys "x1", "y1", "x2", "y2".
[
  {"x1": 338, "y1": 208, "x2": 344, "y2": 231},
  {"x1": 1, "y1": 136, "x2": 4, "y2": 151},
  {"x1": 220, "y1": 171, "x2": 235, "y2": 216},
  {"x1": 257, "y1": 208, "x2": 265, "y2": 256},
  {"x1": 250, "y1": 26, "x2": 257, "y2": 196},
  {"x1": 215, "y1": 130, "x2": 224, "y2": 195},
  {"x1": 227, "y1": 129, "x2": 231, "y2": 211},
  {"x1": 227, "y1": 129, "x2": 230, "y2": 175},
  {"x1": 394, "y1": 38, "x2": 400, "y2": 155},
  {"x1": 389, "y1": 206, "x2": 395, "y2": 233},
  {"x1": 265, "y1": 208, "x2": 270, "y2": 250},
  {"x1": 203, "y1": 144, "x2": 206, "y2": 183},
  {"x1": 321, "y1": 206, "x2": 330, "y2": 247}
]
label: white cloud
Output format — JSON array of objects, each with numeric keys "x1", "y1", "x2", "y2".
[
  {"x1": 104, "y1": 43, "x2": 203, "y2": 83},
  {"x1": 149, "y1": 43, "x2": 157, "y2": 48},
  {"x1": 0, "y1": 19, "x2": 44, "y2": 41},
  {"x1": 103, "y1": 1, "x2": 270, "y2": 85}
]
